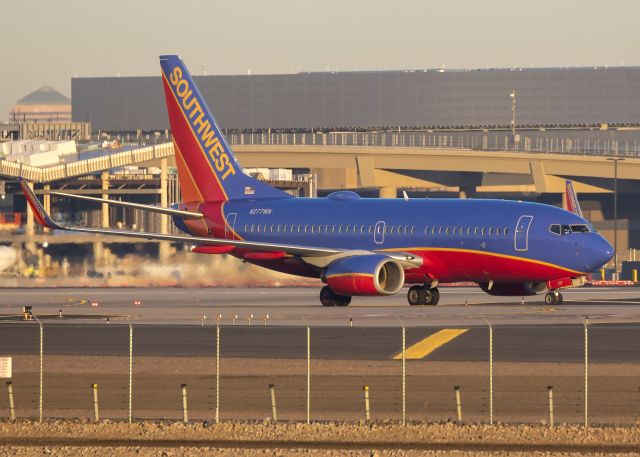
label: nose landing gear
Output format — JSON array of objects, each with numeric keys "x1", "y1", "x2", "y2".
[
  {"x1": 544, "y1": 289, "x2": 563, "y2": 306},
  {"x1": 407, "y1": 285, "x2": 440, "y2": 306}
]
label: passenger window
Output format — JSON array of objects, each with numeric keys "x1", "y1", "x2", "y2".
[
  {"x1": 496, "y1": 227, "x2": 502, "y2": 236},
  {"x1": 270, "y1": 225, "x2": 276, "y2": 232},
  {"x1": 368, "y1": 226, "x2": 373, "y2": 234},
  {"x1": 445, "y1": 227, "x2": 450, "y2": 235},
  {"x1": 297, "y1": 225, "x2": 302, "y2": 232},
  {"x1": 549, "y1": 224, "x2": 561, "y2": 235},
  {"x1": 390, "y1": 226, "x2": 395, "y2": 235},
  {"x1": 438, "y1": 226, "x2": 443, "y2": 235},
  {"x1": 481, "y1": 227, "x2": 486, "y2": 236},
  {"x1": 263, "y1": 225, "x2": 268, "y2": 233},
  {"x1": 474, "y1": 227, "x2": 479, "y2": 235},
  {"x1": 411, "y1": 226, "x2": 415, "y2": 235},
  {"x1": 338, "y1": 225, "x2": 343, "y2": 233},
  {"x1": 504, "y1": 227, "x2": 509, "y2": 236},
  {"x1": 488, "y1": 227, "x2": 493, "y2": 236},
  {"x1": 467, "y1": 227, "x2": 471, "y2": 235}
]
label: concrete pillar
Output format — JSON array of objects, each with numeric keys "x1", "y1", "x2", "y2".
[
  {"x1": 159, "y1": 158, "x2": 170, "y2": 261},
  {"x1": 459, "y1": 186, "x2": 476, "y2": 199},
  {"x1": 101, "y1": 171, "x2": 109, "y2": 229},
  {"x1": 43, "y1": 184, "x2": 51, "y2": 233},
  {"x1": 379, "y1": 186, "x2": 397, "y2": 199},
  {"x1": 25, "y1": 182, "x2": 36, "y2": 254}
]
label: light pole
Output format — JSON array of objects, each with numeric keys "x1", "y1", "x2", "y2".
[
  {"x1": 510, "y1": 90, "x2": 517, "y2": 149},
  {"x1": 607, "y1": 157, "x2": 624, "y2": 278}
]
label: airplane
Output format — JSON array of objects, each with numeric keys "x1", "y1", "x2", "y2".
[{"x1": 18, "y1": 54, "x2": 614, "y2": 307}]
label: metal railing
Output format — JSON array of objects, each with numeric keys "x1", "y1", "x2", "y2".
[{"x1": 226, "y1": 131, "x2": 640, "y2": 157}]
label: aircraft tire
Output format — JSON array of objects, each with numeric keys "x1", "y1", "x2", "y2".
[
  {"x1": 429, "y1": 287, "x2": 440, "y2": 305},
  {"x1": 320, "y1": 286, "x2": 337, "y2": 306},
  {"x1": 407, "y1": 285, "x2": 426, "y2": 306},
  {"x1": 320, "y1": 286, "x2": 351, "y2": 307},
  {"x1": 545, "y1": 290, "x2": 562, "y2": 306}
]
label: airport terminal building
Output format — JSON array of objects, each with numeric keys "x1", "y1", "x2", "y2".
[{"x1": 72, "y1": 66, "x2": 640, "y2": 132}]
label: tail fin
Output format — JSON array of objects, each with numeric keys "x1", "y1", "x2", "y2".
[
  {"x1": 159, "y1": 55, "x2": 291, "y2": 202},
  {"x1": 565, "y1": 180, "x2": 583, "y2": 217}
]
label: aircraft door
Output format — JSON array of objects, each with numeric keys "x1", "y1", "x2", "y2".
[
  {"x1": 225, "y1": 212, "x2": 237, "y2": 239},
  {"x1": 374, "y1": 221, "x2": 385, "y2": 244},
  {"x1": 514, "y1": 215, "x2": 533, "y2": 251}
]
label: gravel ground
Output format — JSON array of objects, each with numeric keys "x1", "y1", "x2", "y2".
[{"x1": 0, "y1": 420, "x2": 639, "y2": 456}]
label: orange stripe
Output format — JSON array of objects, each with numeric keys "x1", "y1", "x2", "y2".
[{"x1": 173, "y1": 140, "x2": 204, "y2": 202}]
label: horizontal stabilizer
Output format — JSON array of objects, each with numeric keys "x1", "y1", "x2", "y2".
[
  {"x1": 18, "y1": 178, "x2": 338, "y2": 257},
  {"x1": 50, "y1": 191, "x2": 202, "y2": 218}
]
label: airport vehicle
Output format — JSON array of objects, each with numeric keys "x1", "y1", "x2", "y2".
[{"x1": 18, "y1": 55, "x2": 613, "y2": 306}]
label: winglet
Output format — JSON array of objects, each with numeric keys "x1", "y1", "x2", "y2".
[
  {"x1": 17, "y1": 178, "x2": 62, "y2": 230},
  {"x1": 565, "y1": 180, "x2": 583, "y2": 217}
]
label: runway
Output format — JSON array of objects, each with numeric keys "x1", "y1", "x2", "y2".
[
  {"x1": 0, "y1": 286, "x2": 639, "y2": 326},
  {"x1": 0, "y1": 322, "x2": 639, "y2": 362},
  {"x1": 0, "y1": 286, "x2": 639, "y2": 362}
]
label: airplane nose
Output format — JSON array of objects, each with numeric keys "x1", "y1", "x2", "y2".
[{"x1": 584, "y1": 235, "x2": 614, "y2": 271}]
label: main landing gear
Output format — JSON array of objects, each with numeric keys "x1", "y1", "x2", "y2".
[
  {"x1": 544, "y1": 289, "x2": 564, "y2": 306},
  {"x1": 320, "y1": 286, "x2": 352, "y2": 307},
  {"x1": 407, "y1": 285, "x2": 440, "y2": 306}
]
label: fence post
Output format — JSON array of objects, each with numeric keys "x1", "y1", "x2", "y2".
[
  {"x1": 454, "y1": 386, "x2": 462, "y2": 422},
  {"x1": 128, "y1": 323, "x2": 133, "y2": 423},
  {"x1": 33, "y1": 315, "x2": 43, "y2": 423},
  {"x1": 306, "y1": 325, "x2": 311, "y2": 424},
  {"x1": 6, "y1": 381, "x2": 15, "y2": 421},
  {"x1": 401, "y1": 324, "x2": 406, "y2": 425},
  {"x1": 482, "y1": 316, "x2": 493, "y2": 425},
  {"x1": 363, "y1": 385, "x2": 371, "y2": 421},
  {"x1": 181, "y1": 384, "x2": 188, "y2": 423},
  {"x1": 215, "y1": 323, "x2": 220, "y2": 424},
  {"x1": 583, "y1": 316, "x2": 589, "y2": 428},
  {"x1": 547, "y1": 385, "x2": 554, "y2": 427},
  {"x1": 269, "y1": 384, "x2": 277, "y2": 422},
  {"x1": 92, "y1": 383, "x2": 100, "y2": 422}
]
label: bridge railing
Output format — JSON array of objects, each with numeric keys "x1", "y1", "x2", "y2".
[{"x1": 226, "y1": 131, "x2": 640, "y2": 157}]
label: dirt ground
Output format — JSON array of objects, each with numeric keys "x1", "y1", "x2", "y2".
[{"x1": 2, "y1": 356, "x2": 640, "y2": 425}]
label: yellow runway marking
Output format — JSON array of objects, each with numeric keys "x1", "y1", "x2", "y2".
[{"x1": 394, "y1": 329, "x2": 468, "y2": 360}]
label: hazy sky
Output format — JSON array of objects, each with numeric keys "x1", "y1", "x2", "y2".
[{"x1": 2, "y1": 0, "x2": 640, "y2": 122}]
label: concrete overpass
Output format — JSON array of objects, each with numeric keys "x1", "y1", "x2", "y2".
[{"x1": 231, "y1": 144, "x2": 640, "y2": 197}]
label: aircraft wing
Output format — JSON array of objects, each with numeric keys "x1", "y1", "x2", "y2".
[{"x1": 19, "y1": 178, "x2": 339, "y2": 257}]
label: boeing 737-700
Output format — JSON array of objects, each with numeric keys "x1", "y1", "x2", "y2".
[{"x1": 19, "y1": 54, "x2": 614, "y2": 306}]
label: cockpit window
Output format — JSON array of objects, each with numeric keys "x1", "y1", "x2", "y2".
[
  {"x1": 550, "y1": 223, "x2": 591, "y2": 235},
  {"x1": 570, "y1": 224, "x2": 590, "y2": 233}
]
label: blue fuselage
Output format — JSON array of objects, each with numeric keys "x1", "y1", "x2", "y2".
[{"x1": 180, "y1": 194, "x2": 614, "y2": 284}]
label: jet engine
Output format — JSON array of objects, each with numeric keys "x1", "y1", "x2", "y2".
[
  {"x1": 478, "y1": 281, "x2": 547, "y2": 296},
  {"x1": 323, "y1": 255, "x2": 405, "y2": 296}
]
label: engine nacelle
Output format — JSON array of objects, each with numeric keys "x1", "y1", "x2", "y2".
[
  {"x1": 323, "y1": 255, "x2": 405, "y2": 296},
  {"x1": 478, "y1": 281, "x2": 547, "y2": 296}
]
